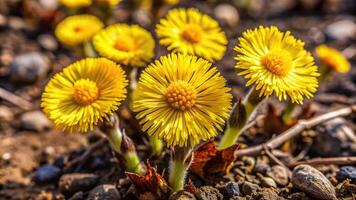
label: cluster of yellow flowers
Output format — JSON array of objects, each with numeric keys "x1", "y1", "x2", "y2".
[
  {"x1": 42, "y1": 4, "x2": 355, "y2": 192},
  {"x1": 45, "y1": 8, "x2": 328, "y2": 148},
  {"x1": 59, "y1": 0, "x2": 121, "y2": 8}
]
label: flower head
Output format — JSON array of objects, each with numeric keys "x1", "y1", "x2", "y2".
[
  {"x1": 55, "y1": 15, "x2": 104, "y2": 47},
  {"x1": 132, "y1": 54, "x2": 232, "y2": 147},
  {"x1": 93, "y1": 24, "x2": 155, "y2": 67},
  {"x1": 156, "y1": 8, "x2": 227, "y2": 62},
  {"x1": 235, "y1": 26, "x2": 319, "y2": 104},
  {"x1": 59, "y1": 0, "x2": 92, "y2": 8},
  {"x1": 316, "y1": 44, "x2": 350, "y2": 73},
  {"x1": 94, "y1": 0, "x2": 121, "y2": 5},
  {"x1": 41, "y1": 58, "x2": 128, "y2": 132}
]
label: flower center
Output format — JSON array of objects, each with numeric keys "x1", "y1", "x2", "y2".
[
  {"x1": 114, "y1": 38, "x2": 136, "y2": 52},
  {"x1": 261, "y1": 51, "x2": 292, "y2": 76},
  {"x1": 73, "y1": 79, "x2": 99, "y2": 105},
  {"x1": 74, "y1": 26, "x2": 84, "y2": 33},
  {"x1": 181, "y1": 24, "x2": 202, "y2": 44},
  {"x1": 165, "y1": 81, "x2": 197, "y2": 111}
]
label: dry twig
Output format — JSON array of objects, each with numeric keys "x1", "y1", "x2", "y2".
[
  {"x1": 0, "y1": 87, "x2": 34, "y2": 110},
  {"x1": 290, "y1": 156, "x2": 356, "y2": 167},
  {"x1": 64, "y1": 138, "x2": 107, "y2": 172},
  {"x1": 236, "y1": 106, "x2": 355, "y2": 157}
]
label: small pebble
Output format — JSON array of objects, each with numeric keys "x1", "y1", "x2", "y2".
[
  {"x1": 37, "y1": 34, "x2": 58, "y2": 51},
  {"x1": 10, "y1": 52, "x2": 50, "y2": 84},
  {"x1": 292, "y1": 165, "x2": 337, "y2": 200},
  {"x1": 196, "y1": 186, "x2": 223, "y2": 200},
  {"x1": 20, "y1": 111, "x2": 52, "y2": 132},
  {"x1": 266, "y1": 165, "x2": 289, "y2": 186},
  {"x1": 337, "y1": 166, "x2": 356, "y2": 184},
  {"x1": 242, "y1": 182, "x2": 260, "y2": 196},
  {"x1": 169, "y1": 190, "x2": 196, "y2": 200},
  {"x1": 260, "y1": 176, "x2": 277, "y2": 188},
  {"x1": 88, "y1": 184, "x2": 121, "y2": 200},
  {"x1": 33, "y1": 165, "x2": 61, "y2": 184},
  {"x1": 59, "y1": 173, "x2": 99, "y2": 196},
  {"x1": 217, "y1": 181, "x2": 240, "y2": 198},
  {"x1": 214, "y1": 4, "x2": 239, "y2": 27},
  {"x1": 2, "y1": 152, "x2": 11, "y2": 160},
  {"x1": 0, "y1": 105, "x2": 14, "y2": 122},
  {"x1": 325, "y1": 20, "x2": 356, "y2": 41}
]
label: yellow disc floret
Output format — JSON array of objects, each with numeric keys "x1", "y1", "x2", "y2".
[
  {"x1": 73, "y1": 79, "x2": 99, "y2": 105},
  {"x1": 316, "y1": 44, "x2": 350, "y2": 73},
  {"x1": 165, "y1": 81, "x2": 197, "y2": 111},
  {"x1": 93, "y1": 24, "x2": 155, "y2": 67},
  {"x1": 133, "y1": 53, "x2": 232, "y2": 147},
  {"x1": 261, "y1": 51, "x2": 292, "y2": 76},
  {"x1": 41, "y1": 58, "x2": 128, "y2": 132},
  {"x1": 55, "y1": 15, "x2": 104, "y2": 47},
  {"x1": 235, "y1": 26, "x2": 319, "y2": 104},
  {"x1": 156, "y1": 8, "x2": 227, "y2": 62},
  {"x1": 59, "y1": 0, "x2": 92, "y2": 8}
]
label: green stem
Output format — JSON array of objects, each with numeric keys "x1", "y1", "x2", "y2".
[
  {"x1": 125, "y1": 152, "x2": 144, "y2": 174},
  {"x1": 107, "y1": 128, "x2": 122, "y2": 153},
  {"x1": 282, "y1": 101, "x2": 295, "y2": 124},
  {"x1": 83, "y1": 41, "x2": 98, "y2": 57},
  {"x1": 219, "y1": 88, "x2": 263, "y2": 149},
  {"x1": 169, "y1": 159, "x2": 188, "y2": 192},
  {"x1": 150, "y1": 136, "x2": 164, "y2": 155}
]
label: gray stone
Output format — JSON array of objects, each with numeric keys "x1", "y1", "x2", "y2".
[
  {"x1": 59, "y1": 173, "x2": 99, "y2": 196},
  {"x1": 217, "y1": 181, "x2": 240, "y2": 198},
  {"x1": 214, "y1": 4, "x2": 239, "y2": 27},
  {"x1": 20, "y1": 111, "x2": 52, "y2": 132},
  {"x1": 292, "y1": 165, "x2": 337, "y2": 200},
  {"x1": 325, "y1": 20, "x2": 356, "y2": 41},
  {"x1": 10, "y1": 52, "x2": 50, "y2": 84},
  {"x1": 241, "y1": 182, "x2": 260, "y2": 195},
  {"x1": 266, "y1": 165, "x2": 289, "y2": 186}
]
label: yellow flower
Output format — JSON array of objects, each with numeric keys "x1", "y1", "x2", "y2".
[
  {"x1": 316, "y1": 44, "x2": 350, "y2": 73},
  {"x1": 55, "y1": 15, "x2": 104, "y2": 47},
  {"x1": 94, "y1": 0, "x2": 122, "y2": 5},
  {"x1": 235, "y1": 26, "x2": 319, "y2": 104},
  {"x1": 156, "y1": 8, "x2": 227, "y2": 62},
  {"x1": 93, "y1": 24, "x2": 155, "y2": 67},
  {"x1": 132, "y1": 53, "x2": 232, "y2": 147},
  {"x1": 41, "y1": 58, "x2": 128, "y2": 132},
  {"x1": 59, "y1": 0, "x2": 92, "y2": 8}
]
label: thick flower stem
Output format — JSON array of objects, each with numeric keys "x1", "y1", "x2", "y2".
[
  {"x1": 101, "y1": 114, "x2": 145, "y2": 175},
  {"x1": 124, "y1": 152, "x2": 144, "y2": 174},
  {"x1": 282, "y1": 101, "x2": 295, "y2": 124},
  {"x1": 169, "y1": 159, "x2": 188, "y2": 192},
  {"x1": 83, "y1": 41, "x2": 98, "y2": 57},
  {"x1": 219, "y1": 88, "x2": 263, "y2": 149},
  {"x1": 150, "y1": 136, "x2": 164, "y2": 155},
  {"x1": 169, "y1": 146, "x2": 192, "y2": 193}
]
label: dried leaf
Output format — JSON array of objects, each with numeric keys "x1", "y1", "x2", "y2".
[
  {"x1": 184, "y1": 179, "x2": 198, "y2": 194},
  {"x1": 190, "y1": 141, "x2": 239, "y2": 177},
  {"x1": 126, "y1": 162, "x2": 169, "y2": 199}
]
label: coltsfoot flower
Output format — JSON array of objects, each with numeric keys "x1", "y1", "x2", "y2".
[
  {"x1": 316, "y1": 44, "x2": 350, "y2": 73},
  {"x1": 59, "y1": 0, "x2": 92, "y2": 8},
  {"x1": 132, "y1": 53, "x2": 232, "y2": 147},
  {"x1": 41, "y1": 58, "x2": 128, "y2": 132},
  {"x1": 93, "y1": 24, "x2": 155, "y2": 67},
  {"x1": 156, "y1": 8, "x2": 227, "y2": 62},
  {"x1": 55, "y1": 15, "x2": 104, "y2": 47},
  {"x1": 235, "y1": 26, "x2": 319, "y2": 104},
  {"x1": 94, "y1": 0, "x2": 121, "y2": 5}
]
